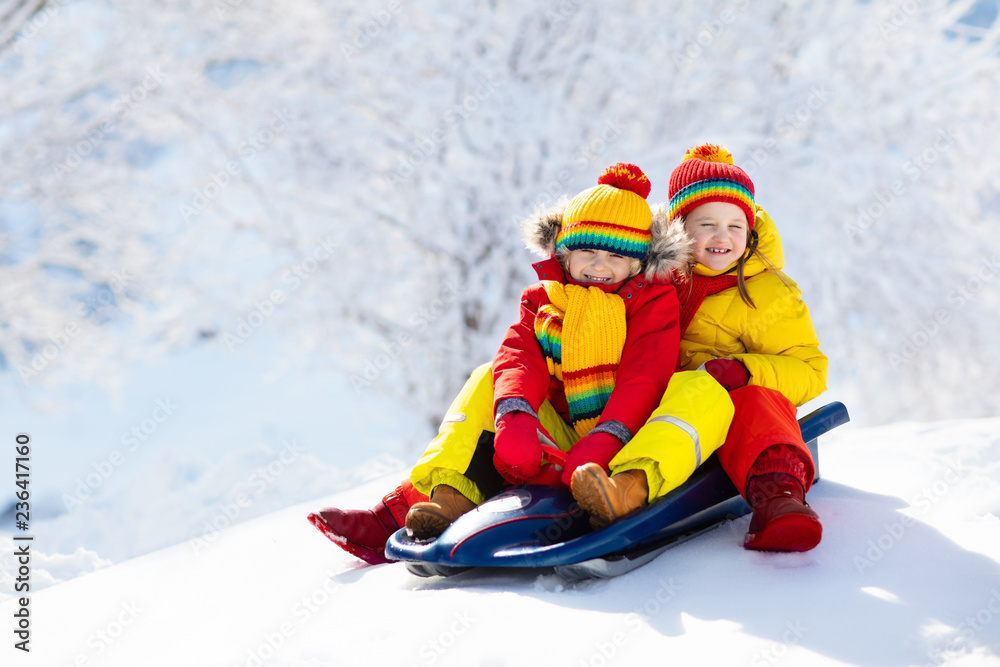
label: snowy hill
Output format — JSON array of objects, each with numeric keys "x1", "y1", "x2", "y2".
[{"x1": 3, "y1": 417, "x2": 999, "y2": 667}]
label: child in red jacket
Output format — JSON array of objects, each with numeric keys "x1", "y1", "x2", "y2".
[{"x1": 310, "y1": 163, "x2": 698, "y2": 558}]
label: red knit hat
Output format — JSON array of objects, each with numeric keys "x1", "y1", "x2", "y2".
[{"x1": 667, "y1": 144, "x2": 756, "y2": 229}]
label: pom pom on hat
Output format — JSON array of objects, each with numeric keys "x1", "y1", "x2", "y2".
[
  {"x1": 597, "y1": 163, "x2": 652, "y2": 200},
  {"x1": 556, "y1": 164, "x2": 654, "y2": 260},
  {"x1": 681, "y1": 144, "x2": 736, "y2": 165},
  {"x1": 668, "y1": 143, "x2": 756, "y2": 228}
]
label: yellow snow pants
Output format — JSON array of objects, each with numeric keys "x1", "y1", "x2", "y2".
[
  {"x1": 610, "y1": 370, "x2": 735, "y2": 502},
  {"x1": 410, "y1": 365, "x2": 735, "y2": 505},
  {"x1": 409, "y1": 363, "x2": 581, "y2": 505}
]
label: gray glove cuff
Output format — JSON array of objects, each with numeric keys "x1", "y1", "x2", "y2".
[
  {"x1": 589, "y1": 420, "x2": 632, "y2": 445},
  {"x1": 494, "y1": 397, "x2": 538, "y2": 427}
]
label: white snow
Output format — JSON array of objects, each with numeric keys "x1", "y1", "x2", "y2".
[{"x1": 1, "y1": 414, "x2": 999, "y2": 666}]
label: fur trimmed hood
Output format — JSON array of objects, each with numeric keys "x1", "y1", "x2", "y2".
[{"x1": 521, "y1": 200, "x2": 693, "y2": 282}]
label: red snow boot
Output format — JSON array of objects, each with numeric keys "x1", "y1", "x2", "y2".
[
  {"x1": 743, "y1": 473, "x2": 822, "y2": 552},
  {"x1": 308, "y1": 483, "x2": 415, "y2": 565}
]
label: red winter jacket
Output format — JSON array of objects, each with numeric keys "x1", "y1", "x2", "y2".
[{"x1": 492, "y1": 257, "x2": 680, "y2": 438}]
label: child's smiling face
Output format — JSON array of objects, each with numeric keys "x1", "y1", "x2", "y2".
[
  {"x1": 566, "y1": 249, "x2": 634, "y2": 285},
  {"x1": 684, "y1": 201, "x2": 749, "y2": 272}
]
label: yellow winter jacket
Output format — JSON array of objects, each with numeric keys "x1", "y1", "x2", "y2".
[{"x1": 677, "y1": 206, "x2": 827, "y2": 407}]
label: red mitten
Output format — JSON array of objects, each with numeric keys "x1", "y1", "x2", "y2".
[
  {"x1": 493, "y1": 412, "x2": 555, "y2": 482},
  {"x1": 496, "y1": 458, "x2": 566, "y2": 487},
  {"x1": 703, "y1": 358, "x2": 751, "y2": 392},
  {"x1": 561, "y1": 431, "x2": 624, "y2": 488}
]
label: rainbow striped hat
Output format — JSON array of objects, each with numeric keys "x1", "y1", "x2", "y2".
[
  {"x1": 555, "y1": 163, "x2": 653, "y2": 260},
  {"x1": 667, "y1": 144, "x2": 755, "y2": 228}
]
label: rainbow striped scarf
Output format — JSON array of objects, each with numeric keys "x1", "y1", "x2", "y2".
[{"x1": 534, "y1": 282, "x2": 627, "y2": 436}]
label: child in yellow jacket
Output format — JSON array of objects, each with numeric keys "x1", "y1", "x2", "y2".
[{"x1": 571, "y1": 144, "x2": 828, "y2": 552}]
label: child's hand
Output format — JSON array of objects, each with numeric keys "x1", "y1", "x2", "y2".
[
  {"x1": 701, "y1": 358, "x2": 751, "y2": 392},
  {"x1": 561, "y1": 431, "x2": 623, "y2": 488},
  {"x1": 493, "y1": 411, "x2": 553, "y2": 481}
]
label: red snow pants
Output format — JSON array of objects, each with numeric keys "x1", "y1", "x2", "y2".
[
  {"x1": 400, "y1": 478, "x2": 428, "y2": 507},
  {"x1": 716, "y1": 386, "x2": 815, "y2": 498}
]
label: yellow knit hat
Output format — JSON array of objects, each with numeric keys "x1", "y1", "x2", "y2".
[{"x1": 556, "y1": 164, "x2": 653, "y2": 259}]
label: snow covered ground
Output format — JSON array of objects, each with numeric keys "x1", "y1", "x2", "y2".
[
  {"x1": 2, "y1": 412, "x2": 999, "y2": 667},
  {"x1": 0, "y1": 333, "x2": 423, "y2": 567}
]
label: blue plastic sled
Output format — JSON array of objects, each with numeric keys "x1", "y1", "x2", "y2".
[{"x1": 385, "y1": 401, "x2": 849, "y2": 579}]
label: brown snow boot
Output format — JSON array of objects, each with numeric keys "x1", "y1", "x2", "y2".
[
  {"x1": 570, "y1": 463, "x2": 648, "y2": 528},
  {"x1": 404, "y1": 484, "x2": 476, "y2": 540}
]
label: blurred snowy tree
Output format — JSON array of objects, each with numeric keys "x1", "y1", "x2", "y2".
[
  {"x1": 0, "y1": 0, "x2": 48, "y2": 52},
  {"x1": 1, "y1": 0, "x2": 998, "y2": 424}
]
